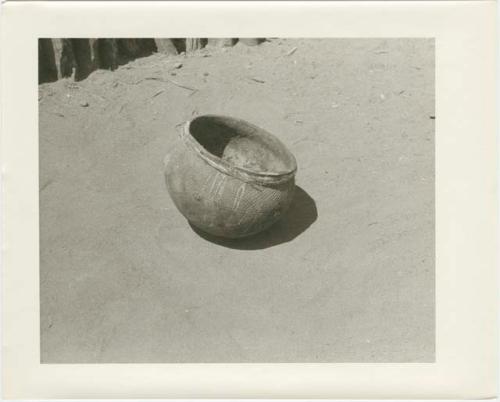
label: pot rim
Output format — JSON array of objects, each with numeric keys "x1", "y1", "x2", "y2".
[{"x1": 181, "y1": 114, "x2": 297, "y2": 185}]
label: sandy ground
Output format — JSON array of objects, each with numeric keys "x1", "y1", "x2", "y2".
[{"x1": 39, "y1": 38, "x2": 435, "y2": 363}]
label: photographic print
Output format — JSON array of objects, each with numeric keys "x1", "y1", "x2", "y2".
[{"x1": 38, "y1": 37, "x2": 435, "y2": 363}]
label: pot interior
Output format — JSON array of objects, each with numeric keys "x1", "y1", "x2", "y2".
[{"x1": 189, "y1": 115, "x2": 296, "y2": 175}]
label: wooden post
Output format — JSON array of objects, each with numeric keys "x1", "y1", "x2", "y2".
[
  {"x1": 117, "y1": 39, "x2": 142, "y2": 58},
  {"x1": 238, "y1": 38, "x2": 264, "y2": 46},
  {"x1": 154, "y1": 39, "x2": 178, "y2": 55},
  {"x1": 97, "y1": 39, "x2": 119, "y2": 70},
  {"x1": 207, "y1": 38, "x2": 236, "y2": 47},
  {"x1": 51, "y1": 38, "x2": 76, "y2": 79},
  {"x1": 72, "y1": 39, "x2": 99, "y2": 81},
  {"x1": 139, "y1": 39, "x2": 158, "y2": 55},
  {"x1": 38, "y1": 39, "x2": 58, "y2": 83},
  {"x1": 185, "y1": 38, "x2": 204, "y2": 52},
  {"x1": 89, "y1": 38, "x2": 100, "y2": 68}
]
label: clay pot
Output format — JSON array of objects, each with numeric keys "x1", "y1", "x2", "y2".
[{"x1": 164, "y1": 115, "x2": 297, "y2": 238}]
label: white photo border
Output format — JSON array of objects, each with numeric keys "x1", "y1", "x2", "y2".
[{"x1": 1, "y1": 1, "x2": 497, "y2": 399}]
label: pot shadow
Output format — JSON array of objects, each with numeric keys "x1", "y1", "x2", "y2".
[{"x1": 189, "y1": 186, "x2": 317, "y2": 250}]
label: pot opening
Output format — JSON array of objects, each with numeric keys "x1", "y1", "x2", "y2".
[{"x1": 188, "y1": 115, "x2": 297, "y2": 175}]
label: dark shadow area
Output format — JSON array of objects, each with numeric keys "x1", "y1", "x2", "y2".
[
  {"x1": 116, "y1": 39, "x2": 157, "y2": 66},
  {"x1": 190, "y1": 116, "x2": 237, "y2": 157},
  {"x1": 189, "y1": 115, "x2": 296, "y2": 173},
  {"x1": 38, "y1": 39, "x2": 58, "y2": 84},
  {"x1": 189, "y1": 186, "x2": 317, "y2": 250},
  {"x1": 38, "y1": 38, "x2": 269, "y2": 84},
  {"x1": 38, "y1": 38, "x2": 159, "y2": 83},
  {"x1": 171, "y1": 38, "x2": 187, "y2": 53},
  {"x1": 38, "y1": 38, "x2": 75, "y2": 83},
  {"x1": 72, "y1": 39, "x2": 95, "y2": 81}
]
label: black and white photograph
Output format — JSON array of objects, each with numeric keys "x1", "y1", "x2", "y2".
[
  {"x1": 2, "y1": 0, "x2": 498, "y2": 397},
  {"x1": 38, "y1": 37, "x2": 435, "y2": 364}
]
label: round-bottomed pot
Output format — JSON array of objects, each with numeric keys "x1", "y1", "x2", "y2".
[{"x1": 164, "y1": 115, "x2": 298, "y2": 238}]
